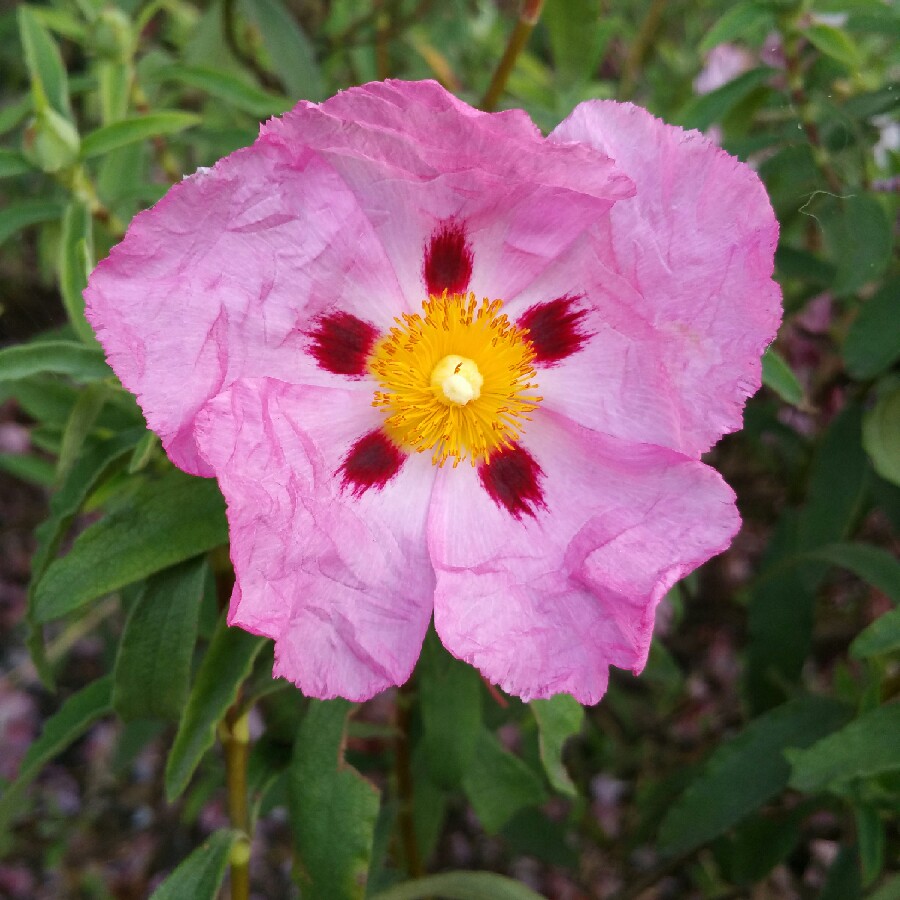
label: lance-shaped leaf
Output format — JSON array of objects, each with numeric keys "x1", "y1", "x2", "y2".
[
  {"x1": 289, "y1": 699, "x2": 380, "y2": 900},
  {"x1": 659, "y1": 695, "x2": 851, "y2": 856},
  {"x1": 149, "y1": 829, "x2": 241, "y2": 900},
  {"x1": 165, "y1": 619, "x2": 266, "y2": 800},
  {"x1": 113, "y1": 558, "x2": 208, "y2": 721},
  {"x1": 33, "y1": 468, "x2": 228, "y2": 622}
]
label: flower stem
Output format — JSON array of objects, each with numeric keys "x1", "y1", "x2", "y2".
[
  {"x1": 395, "y1": 679, "x2": 423, "y2": 877},
  {"x1": 480, "y1": 0, "x2": 545, "y2": 112},
  {"x1": 619, "y1": 0, "x2": 666, "y2": 100},
  {"x1": 781, "y1": 26, "x2": 843, "y2": 194},
  {"x1": 222, "y1": 703, "x2": 251, "y2": 900}
]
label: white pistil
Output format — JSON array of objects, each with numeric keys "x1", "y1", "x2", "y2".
[{"x1": 431, "y1": 354, "x2": 484, "y2": 406}]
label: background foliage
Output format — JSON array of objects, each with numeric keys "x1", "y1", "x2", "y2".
[{"x1": 0, "y1": 0, "x2": 898, "y2": 897}]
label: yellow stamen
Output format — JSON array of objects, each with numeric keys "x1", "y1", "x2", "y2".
[{"x1": 368, "y1": 291, "x2": 541, "y2": 466}]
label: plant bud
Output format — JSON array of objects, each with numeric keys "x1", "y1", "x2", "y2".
[{"x1": 22, "y1": 108, "x2": 80, "y2": 173}]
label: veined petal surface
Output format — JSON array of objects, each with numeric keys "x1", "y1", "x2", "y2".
[
  {"x1": 195, "y1": 378, "x2": 435, "y2": 701},
  {"x1": 85, "y1": 81, "x2": 631, "y2": 475},
  {"x1": 549, "y1": 100, "x2": 781, "y2": 456},
  {"x1": 428, "y1": 413, "x2": 740, "y2": 704}
]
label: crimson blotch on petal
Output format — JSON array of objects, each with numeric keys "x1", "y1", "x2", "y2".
[{"x1": 85, "y1": 80, "x2": 781, "y2": 704}]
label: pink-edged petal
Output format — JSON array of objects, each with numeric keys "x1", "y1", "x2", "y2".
[
  {"x1": 266, "y1": 80, "x2": 633, "y2": 303},
  {"x1": 428, "y1": 412, "x2": 739, "y2": 705},
  {"x1": 502, "y1": 236, "x2": 685, "y2": 452},
  {"x1": 548, "y1": 100, "x2": 781, "y2": 455},
  {"x1": 86, "y1": 146, "x2": 403, "y2": 475},
  {"x1": 86, "y1": 81, "x2": 631, "y2": 476},
  {"x1": 194, "y1": 378, "x2": 436, "y2": 701}
]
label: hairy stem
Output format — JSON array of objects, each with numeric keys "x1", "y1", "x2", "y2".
[{"x1": 480, "y1": 0, "x2": 545, "y2": 112}]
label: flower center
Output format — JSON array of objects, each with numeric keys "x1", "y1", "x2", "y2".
[
  {"x1": 431, "y1": 354, "x2": 483, "y2": 405},
  {"x1": 368, "y1": 292, "x2": 541, "y2": 466}
]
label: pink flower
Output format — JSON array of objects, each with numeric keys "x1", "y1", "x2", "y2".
[{"x1": 85, "y1": 81, "x2": 780, "y2": 704}]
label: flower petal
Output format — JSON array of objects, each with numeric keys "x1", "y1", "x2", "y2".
[
  {"x1": 549, "y1": 100, "x2": 781, "y2": 455},
  {"x1": 267, "y1": 80, "x2": 633, "y2": 302},
  {"x1": 86, "y1": 144, "x2": 403, "y2": 475},
  {"x1": 195, "y1": 378, "x2": 436, "y2": 701},
  {"x1": 428, "y1": 412, "x2": 739, "y2": 704}
]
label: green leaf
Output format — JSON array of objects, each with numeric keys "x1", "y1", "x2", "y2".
[
  {"x1": 128, "y1": 431, "x2": 159, "y2": 473},
  {"x1": 0, "y1": 341, "x2": 110, "y2": 383},
  {"x1": 805, "y1": 23, "x2": 862, "y2": 69},
  {"x1": 418, "y1": 630, "x2": 482, "y2": 789},
  {"x1": 868, "y1": 874, "x2": 900, "y2": 900},
  {"x1": 543, "y1": 0, "x2": 604, "y2": 87},
  {"x1": 33, "y1": 468, "x2": 228, "y2": 622},
  {"x1": 0, "y1": 96, "x2": 33, "y2": 136},
  {"x1": 58, "y1": 201, "x2": 97, "y2": 344},
  {"x1": 717, "y1": 809, "x2": 805, "y2": 886},
  {"x1": 746, "y1": 515, "x2": 813, "y2": 711},
  {"x1": 17, "y1": 5, "x2": 73, "y2": 119},
  {"x1": 845, "y1": 279, "x2": 900, "y2": 380},
  {"x1": 26, "y1": 428, "x2": 144, "y2": 688},
  {"x1": 762, "y1": 346, "x2": 806, "y2": 407},
  {"x1": 822, "y1": 195, "x2": 892, "y2": 298},
  {"x1": 289, "y1": 699, "x2": 380, "y2": 900},
  {"x1": 150, "y1": 64, "x2": 292, "y2": 117},
  {"x1": 811, "y1": 542, "x2": 900, "y2": 606},
  {"x1": 788, "y1": 703, "x2": 900, "y2": 793},
  {"x1": 461, "y1": 729, "x2": 547, "y2": 834},
  {"x1": 165, "y1": 618, "x2": 266, "y2": 800},
  {"x1": 0, "y1": 149, "x2": 35, "y2": 178},
  {"x1": 80, "y1": 112, "x2": 202, "y2": 159},
  {"x1": 149, "y1": 829, "x2": 241, "y2": 900},
  {"x1": 799, "y1": 402, "x2": 869, "y2": 558},
  {"x1": 98, "y1": 59, "x2": 132, "y2": 124},
  {"x1": 678, "y1": 67, "x2": 774, "y2": 131},
  {"x1": 851, "y1": 607, "x2": 900, "y2": 659},
  {"x1": 0, "y1": 676, "x2": 112, "y2": 851},
  {"x1": 113, "y1": 558, "x2": 207, "y2": 721},
  {"x1": 857, "y1": 804, "x2": 885, "y2": 887},
  {"x1": 863, "y1": 386, "x2": 900, "y2": 487},
  {"x1": 658, "y1": 695, "x2": 851, "y2": 856},
  {"x1": 56, "y1": 381, "x2": 109, "y2": 480},
  {"x1": 0, "y1": 452, "x2": 56, "y2": 486},
  {"x1": 531, "y1": 694, "x2": 583, "y2": 797},
  {"x1": 700, "y1": 2, "x2": 774, "y2": 52},
  {"x1": 240, "y1": 0, "x2": 325, "y2": 100},
  {"x1": 369, "y1": 871, "x2": 546, "y2": 900},
  {"x1": 0, "y1": 199, "x2": 64, "y2": 248}
]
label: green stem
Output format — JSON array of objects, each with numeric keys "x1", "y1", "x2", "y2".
[
  {"x1": 395, "y1": 678, "x2": 423, "y2": 877},
  {"x1": 619, "y1": 0, "x2": 666, "y2": 100},
  {"x1": 222, "y1": 0, "x2": 284, "y2": 93},
  {"x1": 59, "y1": 165, "x2": 125, "y2": 235},
  {"x1": 781, "y1": 26, "x2": 843, "y2": 194},
  {"x1": 222, "y1": 704, "x2": 252, "y2": 900},
  {"x1": 480, "y1": 0, "x2": 545, "y2": 112}
]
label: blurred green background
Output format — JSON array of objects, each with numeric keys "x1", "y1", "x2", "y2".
[{"x1": 0, "y1": 1, "x2": 898, "y2": 898}]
